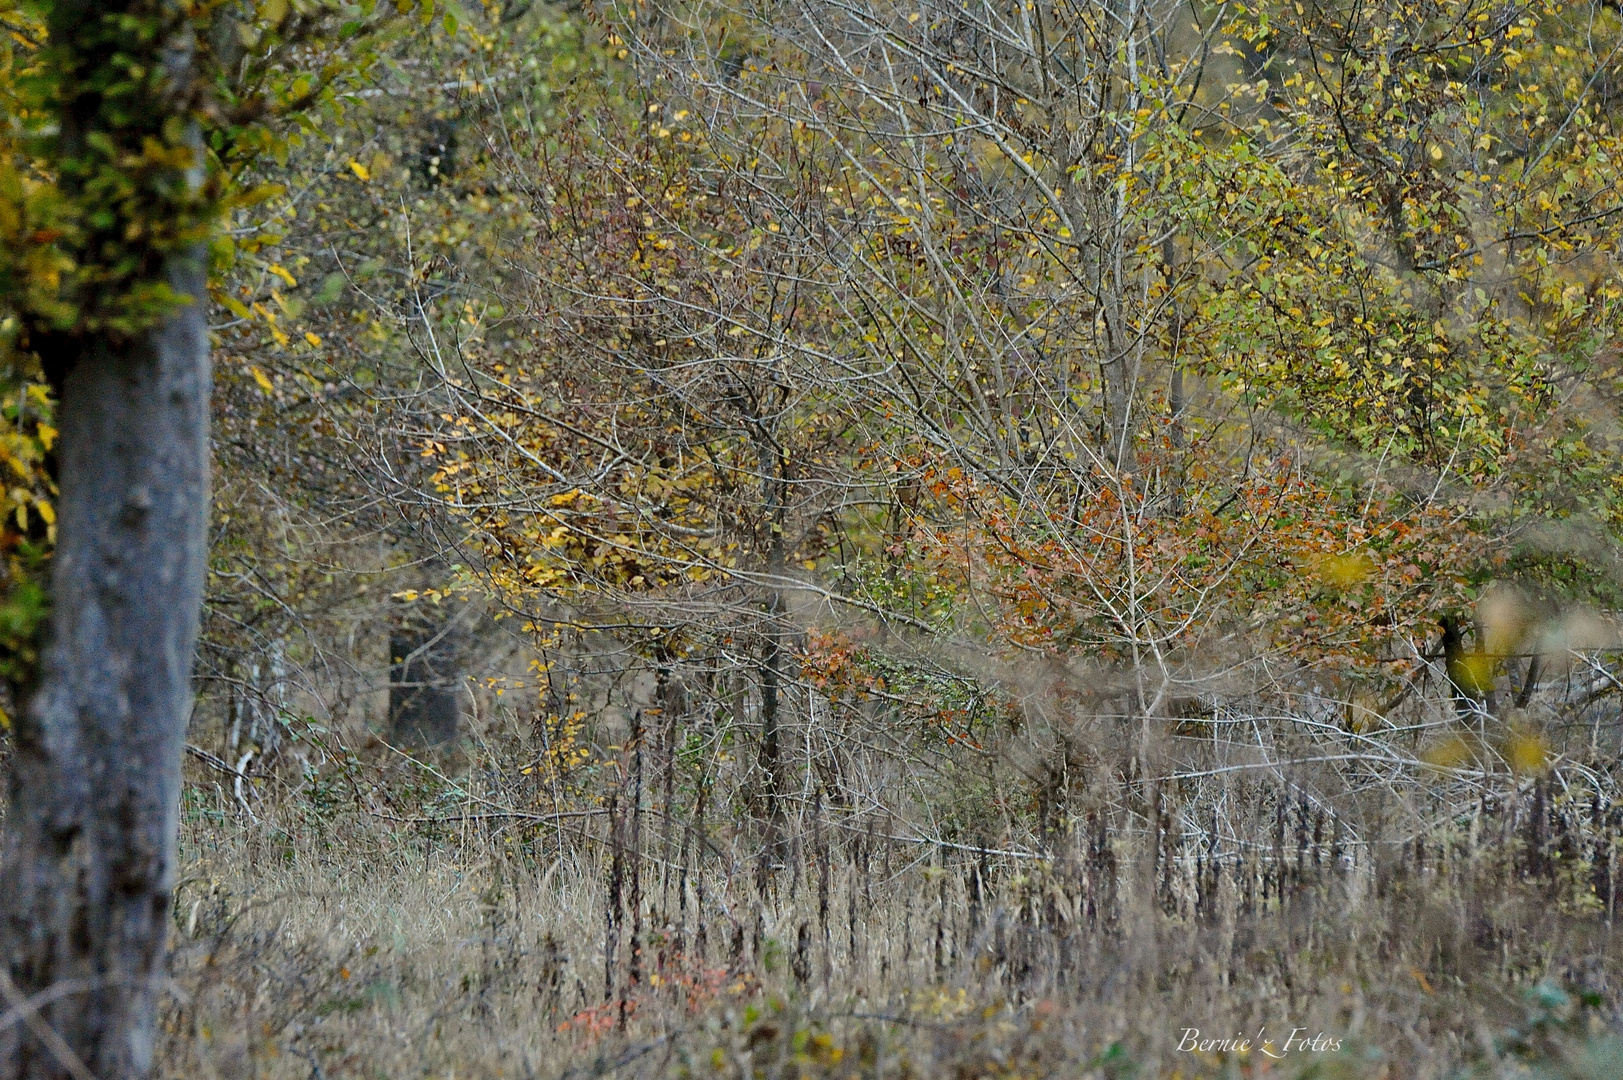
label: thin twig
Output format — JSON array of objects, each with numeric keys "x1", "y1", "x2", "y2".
[{"x1": 0, "y1": 968, "x2": 101, "y2": 1080}]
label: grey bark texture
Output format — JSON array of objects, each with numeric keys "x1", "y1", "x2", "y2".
[{"x1": 0, "y1": 252, "x2": 211, "y2": 1079}]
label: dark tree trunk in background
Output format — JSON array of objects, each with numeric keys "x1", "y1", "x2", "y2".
[
  {"x1": 388, "y1": 621, "x2": 462, "y2": 747},
  {"x1": 753, "y1": 430, "x2": 788, "y2": 872},
  {"x1": 0, "y1": 256, "x2": 211, "y2": 1078}
]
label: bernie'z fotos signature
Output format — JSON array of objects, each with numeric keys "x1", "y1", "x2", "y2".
[{"x1": 1177, "y1": 1027, "x2": 1342, "y2": 1058}]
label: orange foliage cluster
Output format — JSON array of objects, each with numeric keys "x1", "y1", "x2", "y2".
[
  {"x1": 799, "y1": 628, "x2": 887, "y2": 697},
  {"x1": 911, "y1": 440, "x2": 1496, "y2": 674},
  {"x1": 560, "y1": 954, "x2": 750, "y2": 1048}
]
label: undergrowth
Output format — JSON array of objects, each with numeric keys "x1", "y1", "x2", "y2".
[{"x1": 160, "y1": 735, "x2": 1623, "y2": 1080}]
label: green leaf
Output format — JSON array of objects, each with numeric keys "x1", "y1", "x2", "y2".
[{"x1": 315, "y1": 273, "x2": 346, "y2": 304}]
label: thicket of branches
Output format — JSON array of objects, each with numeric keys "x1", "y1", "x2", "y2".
[
  {"x1": 177, "y1": 0, "x2": 1623, "y2": 925},
  {"x1": 7, "y1": 0, "x2": 1623, "y2": 1072},
  {"x1": 204, "y1": 0, "x2": 1623, "y2": 844}
]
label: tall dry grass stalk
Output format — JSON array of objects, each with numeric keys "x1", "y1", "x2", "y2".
[{"x1": 159, "y1": 724, "x2": 1623, "y2": 1080}]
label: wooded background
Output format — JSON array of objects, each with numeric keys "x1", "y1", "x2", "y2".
[{"x1": 6, "y1": 0, "x2": 1623, "y2": 1074}]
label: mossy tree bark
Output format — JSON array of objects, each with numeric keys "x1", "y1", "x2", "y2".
[
  {"x1": 0, "y1": 1, "x2": 212, "y2": 1076},
  {"x1": 0, "y1": 254, "x2": 210, "y2": 1079}
]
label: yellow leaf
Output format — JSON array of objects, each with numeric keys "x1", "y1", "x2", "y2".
[
  {"x1": 222, "y1": 182, "x2": 286, "y2": 210},
  {"x1": 1504, "y1": 726, "x2": 1550, "y2": 775},
  {"x1": 349, "y1": 159, "x2": 371, "y2": 181},
  {"x1": 304, "y1": 331, "x2": 323, "y2": 346},
  {"x1": 1452, "y1": 652, "x2": 1495, "y2": 696},
  {"x1": 36, "y1": 423, "x2": 55, "y2": 452},
  {"x1": 250, "y1": 366, "x2": 275, "y2": 394},
  {"x1": 1422, "y1": 735, "x2": 1473, "y2": 770},
  {"x1": 268, "y1": 264, "x2": 297, "y2": 288},
  {"x1": 222, "y1": 295, "x2": 252, "y2": 320},
  {"x1": 1315, "y1": 551, "x2": 1373, "y2": 587},
  {"x1": 35, "y1": 501, "x2": 53, "y2": 526}
]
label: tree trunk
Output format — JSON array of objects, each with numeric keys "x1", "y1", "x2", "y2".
[
  {"x1": 387, "y1": 614, "x2": 463, "y2": 747},
  {"x1": 753, "y1": 429, "x2": 788, "y2": 875},
  {"x1": 0, "y1": 253, "x2": 211, "y2": 1079}
]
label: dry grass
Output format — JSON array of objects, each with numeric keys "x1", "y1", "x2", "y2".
[{"x1": 159, "y1": 737, "x2": 1623, "y2": 1080}]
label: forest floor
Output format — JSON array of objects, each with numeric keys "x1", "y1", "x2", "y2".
[{"x1": 158, "y1": 764, "x2": 1623, "y2": 1080}]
